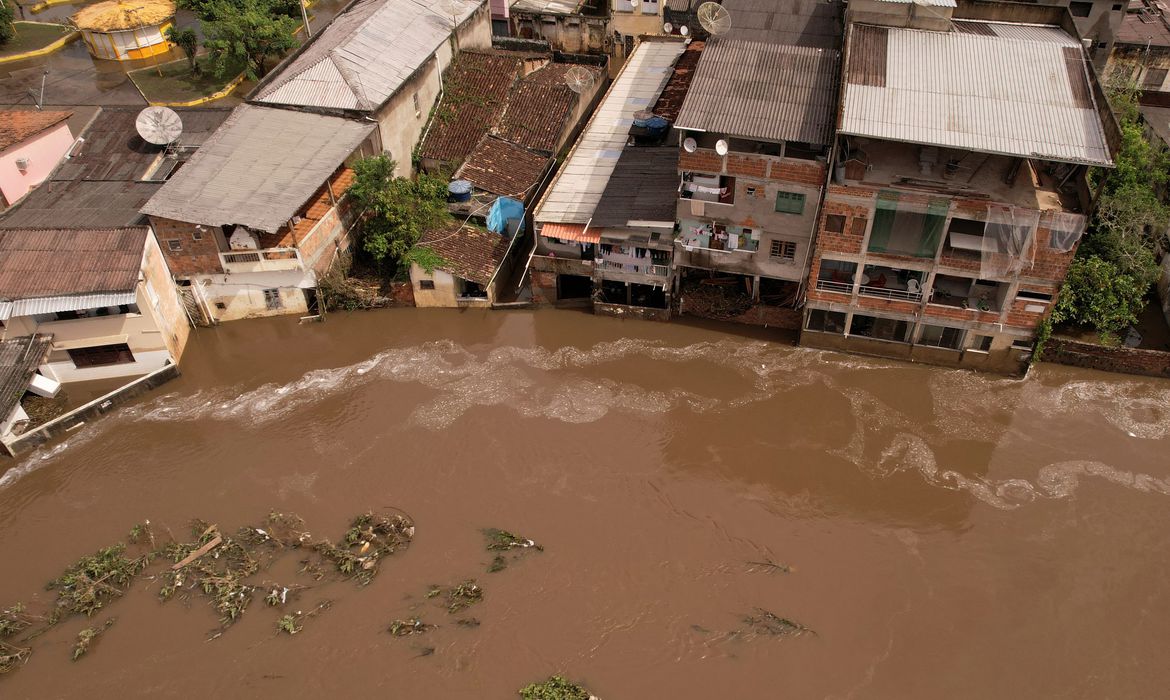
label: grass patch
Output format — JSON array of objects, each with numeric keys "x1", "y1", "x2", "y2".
[
  {"x1": 0, "y1": 22, "x2": 72, "y2": 59},
  {"x1": 128, "y1": 55, "x2": 246, "y2": 104}
]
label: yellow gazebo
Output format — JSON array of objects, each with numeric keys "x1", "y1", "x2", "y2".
[{"x1": 72, "y1": 0, "x2": 176, "y2": 61}]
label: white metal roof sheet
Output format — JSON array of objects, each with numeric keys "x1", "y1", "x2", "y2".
[
  {"x1": 841, "y1": 21, "x2": 1113, "y2": 166},
  {"x1": 255, "y1": 0, "x2": 484, "y2": 111},
  {"x1": 0, "y1": 292, "x2": 138, "y2": 321},
  {"x1": 874, "y1": 0, "x2": 955, "y2": 6},
  {"x1": 534, "y1": 40, "x2": 687, "y2": 225}
]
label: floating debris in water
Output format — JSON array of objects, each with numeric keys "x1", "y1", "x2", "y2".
[
  {"x1": 49, "y1": 544, "x2": 154, "y2": 619},
  {"x1": 483, "y1": 528, "x2": 542, "y2": 572},
  {"x1": 742, "y1": 609, "x2": 814, "y2": 637},
  {"x1": 277, "y1": 614, "x2": 300, "y2": 635},
  {"x1": 746, "y1": 559, "x2": 791, "y2": 574},
  {"x1": 0, "y1": 640, "x2": 31, "y2": 675},
  {"x1": 159, "y1": 523, "x2": 258, "y2": 626},
  {"x1": 455, "y1": 617, "x2": 480, "y2": 628},
  {"x1": 388, "y1": 618, "x2": 433, "y2": 637},
  {"x1": 277, "y1": 600, "x2": 332, "y2": 636},
  {"x1": 445, "y1": 580, "x2": 483, "y2": 613},
  {"x1": 0, "y1": 603, "x2": 40, "y2": 639},
  {"x1": 519, "y1": 675, "x2": 594, "y2": 700},
  {"x1": 72, "y1": 618, "x2": 115, "y2": 660},
  {"x1": 314, "y1": 512, "x2": 414, "y2": 586}
]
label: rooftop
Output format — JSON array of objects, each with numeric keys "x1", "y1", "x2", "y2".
[
  {"x1": 141, "y1": 105, "x2": 375, "y2": 233},
  {"x1": 0, "y1": 110, "x2": 72, "y2": 152},
  {"x1": 0, "y1": 336, "x2": 52, "y2": 425},
  {"x1": 1117, "y1": 3, "x2": 1170, "y2": 47},
  {"x1": 418, "y1": 53, "x2": 523, "y2": 163},
  {"x1": 456, "y1": 136, "x2": 550, "y2": 198},
  {"x1": 652, "y1": 40, "x2": 703, "y2": 122},
  {"x1": 721, "y1": 0, "x2": 841, "y2": 49},
  {"x1": 0, "y1": 227, "x2": 148, "y2": 301},
  {"x1": 592, "y1": 147, "x2": 679, "y2": 228},
  {"x1": 0, "y1": 107, "x2": 230, "y2": 230},
  {"x1": 509, "y1": 0, "x2": 586, "y2": 14},
  {"x1": 840, "y1": 21, "x2": 1113, "y2": 166},
  {"x1": 1140, "y1": 103, "x2": 1170, "y2": 146},
  {"x1": 417, "y1": 221, "x2": 509, "y2": 284},
  {"x1": 494, "y1": 62, "x2": 602, "y2": 154},
  {"x1": 675, "y1": 38, "x2": 839, "y2": 146},
  {"x1": 251, "y1": 0, "x2": 484, "y2": 111},
  {"x1": 535, "y1": 39, "x2": 687, "y2": 225},
  {"x1": 72, "y1": 0, "x2": 175, "y2": 31}
]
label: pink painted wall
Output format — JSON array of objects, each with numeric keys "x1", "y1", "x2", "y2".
[{"x1": 0, "y1": 122, "x2": 73, "y2": 208}]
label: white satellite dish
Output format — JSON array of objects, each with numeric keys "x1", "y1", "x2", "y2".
[
  {"x1": 680, "y1": 24, "x2": 690, "y2": 36},
  {"x1": 136, "y1": 106, "x2": 183, "y2": 146},
  {"x1": 683, "y1": 137, "x2": 697, "y2": 153},
  {"x1": 564, "y1": 65, "x2": 596, "y2": 94},
  {"x1": 715, "y1": 139, "x2": 729, "y2": 156},
  {"x1": 663, "y1": 22, "x2": 673, "y2": 33},
  {"x1": 697, "y1": 2, "x2": 732, "y2": 35}
]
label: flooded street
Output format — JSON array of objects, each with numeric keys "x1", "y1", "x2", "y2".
[{"x1": 1, "y1": 309, "x2": 1168, "y2": 698}]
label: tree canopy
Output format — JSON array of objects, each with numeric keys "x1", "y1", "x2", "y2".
[
  {"x1": 348, "y1": 155, "x2": 451, "y2": 266},
  {"x1": 0, "y1": 0, "x2": 15, "y2": 47},
  {"x1": 201, "y1": 0, "x2": 300, "y2": 80}
]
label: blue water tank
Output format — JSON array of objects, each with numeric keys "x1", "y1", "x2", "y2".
[{"x1": 448, "y1": 179, "x2": 473, "y2": 202}]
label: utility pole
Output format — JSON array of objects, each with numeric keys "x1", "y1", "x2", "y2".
[{"x1": 300, "y1": 0, "x2": 313, "y2": 39}]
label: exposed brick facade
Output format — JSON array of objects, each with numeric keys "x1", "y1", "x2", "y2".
[{"x1": 1045, "y1": 337, "x2": 1170, "y2": 378}]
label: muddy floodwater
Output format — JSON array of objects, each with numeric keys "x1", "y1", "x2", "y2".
[{"x1": 2, "y1": 310, "x2": 1169, "y2": 698}]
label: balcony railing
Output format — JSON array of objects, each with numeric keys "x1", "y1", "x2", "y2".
[
  {"x1": 219, "y1": 248, "x2": 304, "y2": 274},
  {"x1": 815, "y1": 279, "x2": 853, "y2": 294},
  {"x1": 597, "y1": 259, "x2": 669, "y2": 277},
  {"x1": 858, "y1": 285, "x2": 923, "y2": 302}
]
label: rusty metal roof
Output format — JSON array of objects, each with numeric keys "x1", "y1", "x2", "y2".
[
  {"x1": 253, "y1": 0, "x2": 485, "y2": 111},
  {"x1": 0, "y1": 227, "x2": 147, "y2": 301},
  {"x1": 140, "y1": 105, "x2": 374, "y2": 233},
  {"x1": 675, "y1": 38, "x2": 840, "y2": 146},
  {"x1": 840, "y1": 22, "x2": 1113, "y2": 166}
]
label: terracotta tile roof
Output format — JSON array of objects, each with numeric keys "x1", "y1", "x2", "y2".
[
  {"x1": 416, "y1": 220, "x2": 509, "y2": 285},
  {"x1": 457, "y1": 136, "x2": 550, "y2": 198},
  {"x1": 418, "y1": 53, "x2": 523, "y2": 163},
  {"x1": 494, "y1": 63, "x2": 599, "y2": 153},
  {"x1": 0, "y1": 227, "x2": 147, "y2": 299},
  {"x1": 0, "y1": 110, "x2": 72, "y2": 152}
]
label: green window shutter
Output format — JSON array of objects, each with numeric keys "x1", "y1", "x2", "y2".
[
  {"x1": 867, "y1": 192, "x2": 899, "y2": 253},
  {"x1": 774, "y1": 191, "x2": 806, "y2": 214},
  {"x1": 917, "y1": 198, "x2": 950, "y2": 258}
]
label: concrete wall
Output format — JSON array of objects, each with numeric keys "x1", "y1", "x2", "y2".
[
  {"x1": 140, "y1": 233, "x2": 190, "y2": 362},
  {"x1": 0, "y1": 122, "x2": 72, "y2": 208},
  {"x1": 189, "y1": 269, "x2": 314, "y2": 322},
  {"x1": 594, "y1": 300, "x2": 670, "y2": 321},
  {"x1": 799, "y1": 323, "x2": 1031, "y2": 375},
  {"x1": 512, "y1": 13, "x2": 608, "y2": 54},
  {"x1": 409, "y1": 265, "x2": 495, "y2": 307},
  {"x1": 1045, "y1": 336, "x2": 1170, "y2": 378}
]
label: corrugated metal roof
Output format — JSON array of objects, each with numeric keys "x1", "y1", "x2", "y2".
[
  {"x1": 875, "y1": 0, "x2": 955, "y2": 6},
  {"x1": 840, "y1": 22, "x2": 1113, "y2": 166},
  {"x1": 253, "y1": 0, "x2": 484, "y2": 111},
  {"x1": 0, "y1": 227, "x2": 147, "y2": 304},
  {"x1": 675, "y1": 38, "x2": 839, "y2": 146},
  {"x1": 721, "y1": 0, "x2": 841, "y2": 49},
  {"x1": 0, "y1": 293, "x2": 140, "y2": 321},
  {"x1": 539, "y1": 222, "x2": 599, "y2": 243},
  {"x1": 534, "y1": 40, "x2": 686, "y2": 225},
  {"x1": 140, "y1": 105, "x2": 375, "y2": 233},
  {"x1": 509, "y1": 0, "x2": 585, "y2": 14},
  {"x1": 592, "y1": 147, "x2": 679, "y2": 227},
  {"x1": 0, "y1": 335, "x2": 52, "y2": 423}
]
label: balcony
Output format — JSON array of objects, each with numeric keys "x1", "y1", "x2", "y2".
[
  {"x1": 929, "y1": 274, "x2": 1008, "y2": 312},
  {"x1": 814, "y1": 259, "x2": 857, "y2": 295},
  {"x1": 857, "y1": 265, "x2": 925, "y2": 302},
  {"x1": 219, "y1": 248, "x2": 304, "y2": 274}
]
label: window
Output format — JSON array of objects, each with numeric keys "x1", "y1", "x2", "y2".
[
  {"x1": 412, "y1": 92, "x2": 421, "y2": 116},
  {"x1": 681, "y1": 172, "x2": 735, "y2": 204},
  {"x1": 774, "y1": 191, "x2": 806, "y2": 215},
  {"x1": 1069, "y1": 1, "x2": 1092, "y2": 17},
  {"x1": 1017, "y1": 290, "x2": 1053, "y2": 303},
  {"x1": 1143, "y1": 68, "x2": 1169, "y2": 90},
  {"x1": 167, "y1": 239, "x2": 182, "y2": 252},
  {"x1": 419, "y1": 279, "x2": 435, "y2": 290},
  {"x1": 970, "y1": 334, "x2": 994, "y2": 352},
  {"x1": 770, "y1": 240, "x2": 797, "y2": 261},
  {"x1": 263, "y1": 288, "x2": 282, "y2": 310},
  {"x1": 805, "y1": 309, "x2": 847, "y2": 334},
  {"x1": 849, "y1": 314, "x2": 912, "y2": 343},
  {"x1": 869, "y1": 192, "x2": 948, "y2": 258},
  {"x1": 642, "y1": 0, "x2": 658, "y2": 13},
  {"x1": 745, "y1": 185, "x2": 757, "y2": 197},
  {"x1": 918, "y1": 325, "x2": 964, "y2": 350},
  {"x1": 1011, "y1": 339, "x2": 1034, "y2": 350},
  {"x1": 461, "y1": 281, "x2": 487, "y2": 298},
  {"x1": 824, "y1": 214, "x2": 846, "y2": 234},
  {"x1": 815, "y1": 259, "x2": 857, "y2": 292},
  {"x1": 68, "y1": 343, "x2": 135, "y2": 368},
  {"x1": 192, "y1": 228, "x2": 203, "y2": 241},
  {"x1": 1112, "y1": 2, "x2": 1123, "y2": 9},
  {"x1": 145, "y1": 280, "x2": 161, "y2": 310}
]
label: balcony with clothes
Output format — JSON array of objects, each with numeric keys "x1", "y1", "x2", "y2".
[
  {"x1": 835, "y1": 137, "x2": 1080, "y2": 211},
  {"x1": 595, "y1": 243, "x2": 671, "y2": 281},
  {"x1": 857, "y1": 264, "x2": 925, "y2": 302}
]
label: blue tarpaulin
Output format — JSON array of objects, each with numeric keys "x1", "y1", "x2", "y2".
[{"x1": 487, "y1": 197, "x2": 525, "y2": 236}]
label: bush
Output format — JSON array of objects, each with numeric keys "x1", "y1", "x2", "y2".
[
  {"x1": 347, "y1": 155, "x2": 450, "y2": 266},
  {"x1": 0, "y1": 0, "x2": 15, "y2": 47},
  {"x1": 1053, "y1": 256, "x2": 1152, "y2": 335}
]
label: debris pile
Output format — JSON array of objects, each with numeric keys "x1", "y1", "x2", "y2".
[
  {"x1": 742, "y1": 609, "x2": 814, "y2": 638},
  {"x1": 519, "y1": 675, "x2": 594, "y2": 700},
  {"x1": 314, "y1": 512, "x2": 415, "y2": 586},
  {"x1": 72, "y1": 619, "x2": 115, "y2": 661},
  {"x1": 680, "y1": 277, "x2": 754, "y2": 319},
  {"x1": 483, "y1": 527, "x2": 542, "y2": 573},
  {"x1": 388, "y1": 618, "x2": 433, "y2": 637}
]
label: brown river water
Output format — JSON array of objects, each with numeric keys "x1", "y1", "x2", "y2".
[{"x1": 2, "y1": 309, "x2": 1169, "y2": 698}]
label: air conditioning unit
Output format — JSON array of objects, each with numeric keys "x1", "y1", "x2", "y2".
[{"x1": 15, "y1": 157, "x2": 30, "y2": 172}]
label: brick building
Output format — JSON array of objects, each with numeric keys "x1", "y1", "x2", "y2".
[{"x1": 801, "y1": 2, "x2": 1119, "y2": 374}]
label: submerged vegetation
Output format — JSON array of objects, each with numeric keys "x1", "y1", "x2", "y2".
[
  {"x1": 72, "y1": 619, "x2": 115, "y2": 661},
  {"x1": 314, "y1": 511, "x2": 415, "y2": 586},
  {"x1": 518, "y1": 675, "x2": 593, "y2": 700},
  {"x1": 743, "y1": 609, "x2": 815, "y2": 638},
  {"x1": 483, "y1": 528, "x2": 542, "y2": 573}
]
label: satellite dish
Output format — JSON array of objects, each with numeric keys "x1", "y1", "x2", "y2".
[
  {"x1": 136, "y1": 106, "x2": 183, "y2": 146},
  {"x1": 697, "y1": 2, "x2": 732, "y2": 35},
  {"x1": 564, "y1": 66, "x2": 596, "y2": 94},
  {"x1": 663, "y1": 22, "x2": 673, "y2": 33},
  {"x1": 679, "y1": 25, "x2": 690, "y2": 36},
  {"x1": 683, "y1": 137, "x2": 697, "y2": 153},
  {"x1": 715, "y1": 139, "x2": 729, "y2": 156}
]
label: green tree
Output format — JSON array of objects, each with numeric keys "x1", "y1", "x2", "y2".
[
  {"x1": 202, "y1": 0, "x2": 299, "y2": 80},
  {"x1": 1053, "y1": 256, "x2": 1154, "y2": 335},
  {"x1": 178, "y1": 0, "x2": 303, "y2": 21},
  {"x1": 0, "y1": 0, "x2": 15, "y2": 47},
  {"x1": 166, "y1": 26, "x2": 200, "y2": 75},
  {"x1": 347, "y1": 155, "x2": 451, "y2": 266}
]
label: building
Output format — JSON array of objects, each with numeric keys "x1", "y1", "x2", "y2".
[
  {"x1": 610, "y1": 0, "x2": 665, "y2": 62},
  {"x1": 801, "y1": 2, "x2": 1118, "y2": 374},
  {"x1": 666, "y1": 0, "x2": 840, "y2": 327},
  {"x1": 0, "y1": 227, "x2": 189, "y2": 383},
  {"x1": 72, "y1": 0, "x2": 176, "y2": 61},
  {"x1": 0, "y1": 335, "x2": 53, "y2": 453},
  {"x1": 140, "y1": 105, "x2": 379, "y2": 323},
  {"x1": 409, "y1": 220, "x2": 517, "y2": 306},
  {"x1": 0, "y1": 110, "x2": 73, "y2": 209},
  {"x1": 1108, "y1": 0, "x2": 1170, "y2": 92},
  {"x1": 509, "y1": 0, "x2": 610, "y2": 54},
  {"x1": 530, "y1": 38, "x2": 688, "y2": 308},
  {"x1": 248, "y1": 0, "x2": 492, "y2": 180}
]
